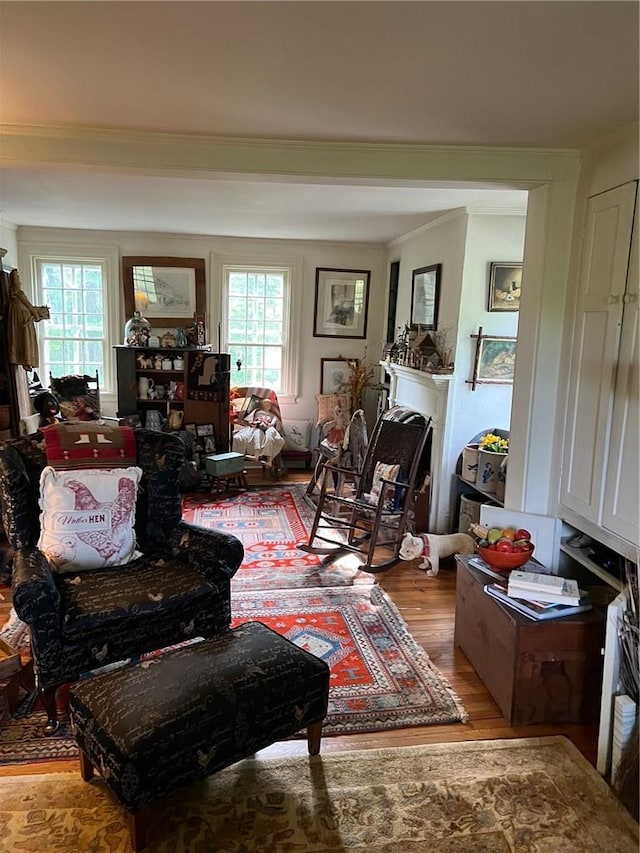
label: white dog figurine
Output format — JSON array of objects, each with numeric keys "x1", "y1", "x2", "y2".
[{"x1": 399, "y1": 531, "x2": 475, "y2": 578}]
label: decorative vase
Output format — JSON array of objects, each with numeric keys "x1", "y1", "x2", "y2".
[
  {"x1": 461, "y1": 444, "x2": 480, "y2": 483},
  {"x1": 137, "y1": 376, "x2": 154, "y2": 399},
  {"x1": 476, "y1": 449, "x2": 505, "y2": 494},
  {"x1": 145, "y1": 410, "x2": 162, "y2": 431},
  {"x1": 496, "y1": 454, "x2": 508, "y2": 502},
  {"x1": 123, "y1": 311, "x2": 151, "y2": 346},
  {"x1": 168, "y1": 410, "x2": 184, "y2": 431}
]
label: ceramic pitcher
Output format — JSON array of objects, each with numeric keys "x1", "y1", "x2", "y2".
[
  {"x1": 145, "y1": 410, "x2": 162, "y2": 431},
  {"x1": 138, "y1": 376, "x2": 154, "y2": 399},
  {"x1": 168, "y1": 410, "x2": 184, "y2": 431}
]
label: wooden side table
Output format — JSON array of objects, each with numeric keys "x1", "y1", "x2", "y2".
[{"x1": 454, "y1": 556, "x2": 605, "y2": 725}]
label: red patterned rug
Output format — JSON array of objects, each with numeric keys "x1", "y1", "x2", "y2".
[
  {"x1": 231, "y1": 585, "x2": 467, "y2": 735},
  {"x1": 182, "y1": 485, "x2": 373, "y2": 591},
  {"x1": 0, "y1": 587, "x2": 466, "y2": 764}
]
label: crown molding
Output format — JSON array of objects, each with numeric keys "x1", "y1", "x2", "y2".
[
  {"x1": 387, "y1": 208, "x2": 468, "y2": 247},
  {"x1": 0, "y1": 124, "x2": 580, "y2": 185}
]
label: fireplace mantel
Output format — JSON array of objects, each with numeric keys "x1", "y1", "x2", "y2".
[{"x1": 382, "y1": 361, "x2": 456, "y2": 532}]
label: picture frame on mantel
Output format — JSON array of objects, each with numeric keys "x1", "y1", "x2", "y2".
[
  {"x1": 122, "y1": 256, "x2": 206, "y2": 328},
  {"x1": 410, "y1": 264, "x2": 441, "y2": 330},
  {"x1": 313, "y1": 268, "x2": 370, "y2": 339}
]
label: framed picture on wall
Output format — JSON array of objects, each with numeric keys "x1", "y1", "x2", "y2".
[
  {"x1": 410, "y1": 264, "x2": 441, "y2": 330},
  {"x1": 320, "y1": 358, "x2": 353, "y2": 394},
  {"x1": 467, "y1": 327, "x2": 518, "y2": 390},
  {"x1": 122, "y1": 256, "x2": 206, "y2": 327},
  {"x1": 488, "y1": 262, "x2": 522, "y2": 312},
  {"x1": 313, "y1": 268, "x2": 370, "y2": 339}
]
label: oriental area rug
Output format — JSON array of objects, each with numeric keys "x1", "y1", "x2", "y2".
[
  {"x1": 0, "y1": 737, "x2": 636, "y2": 852},
  {"x1": 182, "y1": 485, "x2": 374, "y2": 591},
  {"x1": 0, "y1": 586, "x2": 465, "y2": 764}
]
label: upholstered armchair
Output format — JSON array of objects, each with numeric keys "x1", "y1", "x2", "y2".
[{"x1": 0, "y1": 429, "x2": 244, "y2": 734}]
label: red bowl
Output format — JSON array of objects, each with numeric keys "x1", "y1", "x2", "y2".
[{"x1": 476, "y1": 544, "x2": 535, "y2": 572}]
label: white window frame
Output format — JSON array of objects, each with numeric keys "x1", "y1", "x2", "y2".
[
  {"x1": 19, "y1": 242, "x2": 120, "y2": 395},
  {"x1": 212, "y1": 252, "x2": 303, "y2": 402}
]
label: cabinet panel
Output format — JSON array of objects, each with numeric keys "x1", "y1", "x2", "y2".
[
  {"x1": 560, "y1": 182, "x2": 636, "y2": 525},
  {"x1": 602, "y1": 210, "x2": 639, "y2": 543},
  {"x1": 114, "y1": 346, "x2": 230, "y2": 452}
]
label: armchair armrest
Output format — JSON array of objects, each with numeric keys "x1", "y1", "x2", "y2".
[
  {"x1": 12, "y1": 547, "x2": 61, "y2": 625},
  {"x1": 168, "y1": 522, "x2": 244, "y2": 582},
  {"x1": 323, "y1": 462, "x2": 363, "y2": 479}
]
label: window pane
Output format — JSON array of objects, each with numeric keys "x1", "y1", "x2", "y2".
[
  {"x1": 224, "y1": 266, "x2": 289, "y2": 393},
  {"x1": 37, "y1": 258, "x2": 107, "y2": 382}
]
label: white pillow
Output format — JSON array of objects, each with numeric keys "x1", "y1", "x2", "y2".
[
  {"x1": 283, "y1": 419, "x2": 312, "y2": 451},
  {"x1": 38, "y1": 466, "x2": 142, "y2": 572}
]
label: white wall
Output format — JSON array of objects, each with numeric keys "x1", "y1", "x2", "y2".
[
  {"x1": 385, "y1": 210, "x2": 526, "y2": 529},
  {"x1": 17, "y1": 226, "x2": 386, "y2": 421},
  {"x1": 452, "y1": 213, "x2": 524, "y2": 447},
  {"x1": 0, "y1": 220, "x2": 18, "y2": 269},
  {"x1": 386, "y1": 210, "x2": 467, "y2": 346}
]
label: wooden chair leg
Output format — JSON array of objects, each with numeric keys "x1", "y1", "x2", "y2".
[
  {"x1": 40, "y1": 685, "x2": 60, "y2": 736},
  {"x1": 307, "y1": 721, "x2": 323, "y2": 756},
  {"x1": 79, "y1": 749, "x2": 95, "y2": 782},
  {"x1": 128, "y1": 809, "x2": 147, "y2": 852}
]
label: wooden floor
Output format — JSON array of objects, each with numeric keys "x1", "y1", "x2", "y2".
[{"x1": 0, "y1": 467, "x2": 599, "y2": 776}]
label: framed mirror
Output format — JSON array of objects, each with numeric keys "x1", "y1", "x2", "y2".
[
  {"x1": 410, "y1": 264, "x2": 441, "y2": 330},
  {"x1": 122, "y1": 256, "x2": 206, "y2": 327}
]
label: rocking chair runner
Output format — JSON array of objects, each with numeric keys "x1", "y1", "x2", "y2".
[{"x1": 301, "y1": 406, "x2": 432, "y2": 573}]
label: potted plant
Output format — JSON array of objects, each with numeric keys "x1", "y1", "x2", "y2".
[{"x1": 476, "y1": 432, "x2": 509, "y2": 494}]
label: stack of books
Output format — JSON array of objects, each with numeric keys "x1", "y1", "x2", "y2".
[{"x1": 484, "y1": 569, "x2": 592, "y2": 621}]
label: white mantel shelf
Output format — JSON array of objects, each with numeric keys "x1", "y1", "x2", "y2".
[
  {"x1": 381, "y1": 361, "x2": 457, "y2": 533},
  {"x1": 381, "y1": 361, "x2": 454, "y2": 391}
]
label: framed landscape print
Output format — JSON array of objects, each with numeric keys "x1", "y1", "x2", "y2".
[
  {"x1": 313, "y1": 268, "x2": 370, "y2": 339},
  {"x1": 467, "y1": 328, "x2": 518, "y2": 389},
  {"x1": 410, "y1": 264, "x2": 441, "y2": 330},
  {"x1": 488, "y1": 262, "x2": 522, "y2": 312},
  {"x1": 122, "y1": 256, "x2": 206, "y2": 327}
]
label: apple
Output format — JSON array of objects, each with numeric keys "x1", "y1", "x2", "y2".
[
  {"x1": 487, "y1": 527, "x2": 503, "y2": 544},
  {"x1": 495, "y1": 540, "x2": 514, "y2": 553},
  {"x1": 515, "y1": 528, "x2": 532, "y2": 541}
]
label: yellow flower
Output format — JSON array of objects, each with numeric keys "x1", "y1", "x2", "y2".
[{"x1": 480, "y1": 433, "x2": 509, "y2": 453}]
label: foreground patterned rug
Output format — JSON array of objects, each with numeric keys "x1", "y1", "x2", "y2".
[
  {"x1": 0, "y1": 737, "x2": 636, "y2": 851},
  {"x1": 0, "y1": 586, "x2": 464, "y2": 764},
  {"x1": 182, "y1": 485, "x2": 373, "y2": 591},
  {"x1": 231, "y1": 585, "x2": 466, "y2": 734}
]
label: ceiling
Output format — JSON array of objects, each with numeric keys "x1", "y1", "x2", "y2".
[{"x1": 0, "y1": 1, "x2": 637, "y2": 242}]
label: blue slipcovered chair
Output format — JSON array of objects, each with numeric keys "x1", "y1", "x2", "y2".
[{"x1": 0, "y1": 429, "x2": 244, "y2": 734}]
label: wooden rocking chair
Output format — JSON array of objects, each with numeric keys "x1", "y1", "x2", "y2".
[{"x1": 300, "y1": 406, "x2": 432, "y2": 573}]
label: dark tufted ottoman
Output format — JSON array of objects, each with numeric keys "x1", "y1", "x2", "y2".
[{"x1": 69, "y1": 621, "x2": 330, "y2": 851}]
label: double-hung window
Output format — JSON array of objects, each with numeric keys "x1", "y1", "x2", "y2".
[
  {"x1": 24, "y1": 245, "x2": 119, "y2": 392},
  {"x1": 223, "y1": 265, "x2": 291, "y2": 393}
]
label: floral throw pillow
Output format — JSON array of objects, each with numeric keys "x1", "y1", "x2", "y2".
[
  {"x1": 38, "y1": 466, "x2": 142, "y2": 572},
  {"x1": 364, "y1": 462, "x2": 400, "y2": 506},
  {"x1": 283, "y1": 419, "x2": 312, "y2": 451}
]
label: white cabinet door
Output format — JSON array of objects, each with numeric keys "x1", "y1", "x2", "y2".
[
  {"x1": 560, "y1": 182, "x2": 636, "y2": 525},
  {"x1": 602, "y1": 204, "x2": 639, "y2": 543}
]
